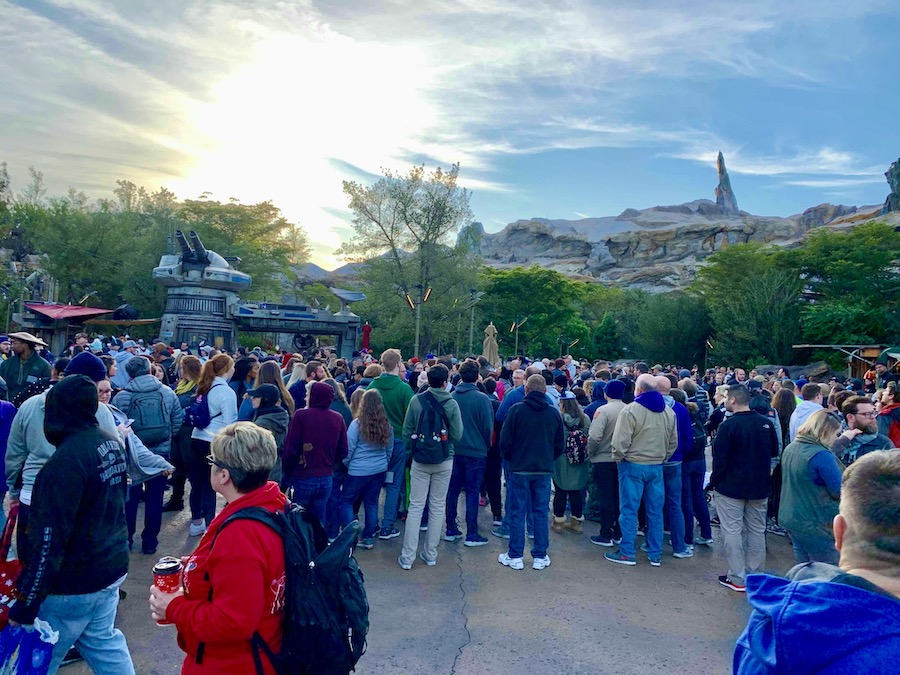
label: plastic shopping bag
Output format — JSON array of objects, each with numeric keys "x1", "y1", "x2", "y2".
[{"x1": 0, "y1": 619, "x2": 59, "y2": 675}]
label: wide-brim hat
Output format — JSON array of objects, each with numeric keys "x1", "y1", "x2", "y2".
[{"x1": 8, "y1": 332, "x2": 48, "y2": 347}]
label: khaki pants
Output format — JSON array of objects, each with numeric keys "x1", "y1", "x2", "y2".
[
  {"x1": 714, "y1": 493, "x2": 767, "y2": 585},
  {"x1": 400, "y1": 459, "x2": 454, "y2": 566}
]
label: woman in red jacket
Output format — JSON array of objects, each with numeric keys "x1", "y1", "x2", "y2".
[{"x1": 149, "y1": 422, "x2": 287, "y2": 674}]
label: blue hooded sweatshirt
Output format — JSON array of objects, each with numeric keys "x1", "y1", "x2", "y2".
[
  {"x1": 735, "y1": 563, "x2": 900, "y2": 674},
  {"x1": 584, "y1": 380, "x2": 607, "y2": 420}
]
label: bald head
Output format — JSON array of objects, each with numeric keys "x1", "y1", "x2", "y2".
[
  {"x1": 635, "y1": 374, "x2": 657, "y2": 395},
  {"x1": 525, "y1": 365, "x2": 542, "y2": 377},
  {"x1": 655, "y1": 375, "x2": 671, "y2": 395}
]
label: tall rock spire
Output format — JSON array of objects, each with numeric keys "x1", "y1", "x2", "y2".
[
  {"x1": 882, "y1": 158, "x2": 900, "y2": 214},
  {"x1": 714, "y1": 151, "x2": 739, "y2": 213}
]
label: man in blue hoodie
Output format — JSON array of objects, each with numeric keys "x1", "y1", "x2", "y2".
[{"x1": 735, "y1": 449, "x2": 900, "y2": 672}]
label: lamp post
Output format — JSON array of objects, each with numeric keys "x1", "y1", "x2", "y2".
[
  {"x1": 509, "y1": 316, "x2": 528, "y2": 358},
  {"x1": 405, "y1": 284, "x2": 432, "y2": 358}
]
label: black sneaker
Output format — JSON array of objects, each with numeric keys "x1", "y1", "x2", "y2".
[
  {"x1": 61, "y1": 647, "x2": 84, "y2": 666},
  {"x1": 590, "y1": 535, "x2": 614, "y2": 547},
  {"x1": 710, "y1": 516, "x2": 721, "y2": 527},
  {"x1": 162, "y1": 499, "x2": 184, "y2": 513},
  {"x1": 718, "y1": 575, "x2": 746, "y2": 592},
  {"x1": 378, "y1": 527, "x2": 401, "y2": 540}
]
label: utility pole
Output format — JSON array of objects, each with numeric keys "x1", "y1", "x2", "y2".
[
  {"x1": 466, "y1": 288, "x2": 484, "y2": 355},
  {"x1": 509, "y1": 316, "x2": 528, "y2": 359}
]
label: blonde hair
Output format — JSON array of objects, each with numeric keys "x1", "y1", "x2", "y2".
[
  {"x1": 363, "y1": 364, "x2": 382, "y2": 379},
  {"x1": 796, "y1": 409, "x2": 842, "y2": 446},
  {"x1": 350, "y1": 388, "x2": 365, "y2": 418},
  {"x1": 211, "y1": 421, "x2": 276, "y2": 492},
  {"x1": 714, "y1": 384, "x2": 729, "y2": 404}
]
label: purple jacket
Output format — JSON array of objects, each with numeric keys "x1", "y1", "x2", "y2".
[{"x1": 282, "y1": 382, "x2": 348, "y2": 481}]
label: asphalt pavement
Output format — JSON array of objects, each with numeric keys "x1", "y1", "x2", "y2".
[{"x1": 65, "y1": 488, "x2": 795, "y2": 675}]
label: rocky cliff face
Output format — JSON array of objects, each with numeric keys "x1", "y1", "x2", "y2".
[
  {"x1": 479, "y1": 201, "x2": 899, "y2": 292},
  {"x1": 477, "y1": 153, "x2": 900, "y2": 292}
]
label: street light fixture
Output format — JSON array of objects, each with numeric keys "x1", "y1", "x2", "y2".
[
  {"x1": 405, "y1": 284, "x2": 432, "y2": 358},
  {"x1": 509, "y1": 316, "x2": 528, "y2": 358}
]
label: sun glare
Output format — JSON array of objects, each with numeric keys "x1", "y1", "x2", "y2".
[{"x1": 169, "y1": 30, "x2": 437, "y2": 268}]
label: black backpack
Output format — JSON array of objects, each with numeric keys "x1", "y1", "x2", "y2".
[
  {"x1": 125, "y1": 389, "x2": 169, "y2": 446},
  {"x1": 214, "y1": 504, "x2": 369, "y2": 675},
  {"x1": 408, "y1": 391, "x2": 451, "y2": 464},
  {"x1": 689, "y1": 407, "x2": 707, "y2": 455}
]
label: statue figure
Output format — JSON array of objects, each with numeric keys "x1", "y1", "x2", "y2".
[
  {"x1": 715, "y1": 151, "x2": 739, "y2": 213},
  {"x1": 482, "y1": 322, "x2": 500, "y2": 367}
]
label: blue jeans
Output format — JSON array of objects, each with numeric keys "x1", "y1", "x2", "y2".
[
  {"x1": 40, "y1": 575, "x2": 134, "y2": 674},
  {"x1": 446, "y1": 455, "x2": 486, "y2": 536},
  {"x1": 663, "y1": 462, "x2": 688, "y2": 554},
  {"x1": 341, "y1": 472, "x2": 386, "y2": 538},
  {"x1": 507, "y1": 473, "x2": 551, "y2": 559},
  {"x1": 325, "y1": 470, "x2": 346, "y2": 539},
  {"x1": 789, "y1": 531, "x2": 839, "y2": 565},
  {"x1": 681, "y1": 458, "x2": 711, "y2": 543},
  {"x1": 380, "y1": 439, "x2": 406, "y2": 528},
  {"x1": 618, "y1": 462, "x2": 664, "y2": 559},
  {"x1": 290, "y1": 475, "x2": 333, "y2": 526},
  {"x1": 125, "y1": 474, "x2": 167, "y2": 553},
  {"x1": 501, "y1": 460, "x2": 533, "y2": 535}
]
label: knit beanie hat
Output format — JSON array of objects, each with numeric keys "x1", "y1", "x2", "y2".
[{"x1": 65, "y1": 352, "x2": 108, "y2": 383}]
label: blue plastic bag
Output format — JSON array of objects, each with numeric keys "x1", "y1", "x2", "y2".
[{"x1": 0, "y1": 620, "x2": 58, "y2": 675}]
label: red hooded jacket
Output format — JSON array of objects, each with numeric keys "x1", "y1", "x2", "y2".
[
  {"x1": 878, "y1": 402, "x2": 900, "y2": 448},
  {"x1": 167, "y1": 481, "x2": 288, "y2": 674},
  {"x1": 282, "y1": 381, "x2": 348, "y2": 481}
]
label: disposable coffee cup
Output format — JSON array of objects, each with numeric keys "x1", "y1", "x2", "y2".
[{"x1": 152, "y1": 556, "x2": 182, "y2": 625}]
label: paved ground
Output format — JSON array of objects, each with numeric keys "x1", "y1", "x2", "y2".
[{"x1": 66, "y1": 489, "x2": 794, "y2": 675}]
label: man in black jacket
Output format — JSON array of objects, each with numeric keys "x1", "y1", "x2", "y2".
[
  {"x1": 708, "y1": 384, "x2": 779, "y2": 592},
  {"x1": 498, "y1": 374, "x2": 564, "y2": 571},
  {"x1": 9, "y1": 376, "x2": 134, "y2": 674}
]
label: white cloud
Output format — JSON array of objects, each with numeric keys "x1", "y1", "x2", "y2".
[{"x1": 1, "y1": 0, "x2": 896, "y2": 267}]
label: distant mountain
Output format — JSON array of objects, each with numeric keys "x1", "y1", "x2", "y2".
[{"x1": 293, "y1": 262, "x2": 330, "y2": 281}]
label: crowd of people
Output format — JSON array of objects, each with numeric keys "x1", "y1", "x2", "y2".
[{"x1": 0, "y1": 330, "x2": 897, "y2": 672}]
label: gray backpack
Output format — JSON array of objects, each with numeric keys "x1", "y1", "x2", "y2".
[{"x1": 126, "y1": 390, "x2": 169, "y2": 447}]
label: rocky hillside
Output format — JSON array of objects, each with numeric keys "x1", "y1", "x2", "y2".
[{"x1": 475, "y1": 154, "x2": 900, "y2": 291}]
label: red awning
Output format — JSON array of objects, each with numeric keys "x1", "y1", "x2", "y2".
[{"x1": 25, "y1": 303, "x2": 114, "y2": 321}]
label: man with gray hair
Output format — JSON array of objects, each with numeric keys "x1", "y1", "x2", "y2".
[
  {"x1": 605, "y1": 374, "x2": 677, "y2": 567},
  {"x1": 112, "y1": 355, "x2": 182, "y2": 554}
]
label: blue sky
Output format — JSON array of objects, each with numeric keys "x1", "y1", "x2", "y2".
[{"x1": 1, "y1": 0, "x2": 898, "y2": 267}]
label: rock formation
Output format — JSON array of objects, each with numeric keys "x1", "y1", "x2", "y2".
[
  {"x1": 883, "y1": 158, "x2": 900, "y2": 214},
  {"x1": 714, "y1": 151, "x2": 739, "y2": 213}
]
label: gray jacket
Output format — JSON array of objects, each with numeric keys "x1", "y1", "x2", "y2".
[
  {"x1": 108, "y1": 404, "x2": 174, "y2": 485},
  {"x1": 111, "y1": 375, "x2": 183, "y2": 456},
  {"x1": 5, "y1": 390, "x2": 118, "y2": 504}
]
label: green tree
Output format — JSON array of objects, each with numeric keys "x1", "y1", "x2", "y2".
[
  {"x1": 694, "y1": 243, "x2": 803, "y2": 365},
  {"x1": 479, "y1": 266, "x2": 591, "y2": 358},
  {"x1": 338, "y1": 164, "x2": 478, "y2": 356},
  {"x1": 629, "y1": 292, "x2": 710, "y2": 366}
]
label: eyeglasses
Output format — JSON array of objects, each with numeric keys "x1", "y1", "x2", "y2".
[
  {"x1": 851, "y1": 411, "x2": 877, "y2": 418},
  {"x1": 206, "y1": 454, "x2": 243, "y2": 476}
]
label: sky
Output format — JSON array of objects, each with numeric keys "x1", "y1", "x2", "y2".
[{"x1": 1, "y1": 0, "x2": 898, "y2": 269}]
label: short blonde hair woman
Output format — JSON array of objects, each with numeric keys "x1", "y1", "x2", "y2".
[{"x1": 150, "y1": 422, "x2": 287, "y2": 674}]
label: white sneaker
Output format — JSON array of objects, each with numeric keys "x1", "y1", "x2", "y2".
[
  {"x1": 188, "y1": 520, "x2": 207, "y2": 537},
  {"x1": 397, "y1": 557, "x2": 412, "y2": 570},
  {"x1": 498, "y1": 553, "x2": 524, "y2": 570},
  {"x1": 532, "y1": 555, "x2": 551, "y2": 570}
]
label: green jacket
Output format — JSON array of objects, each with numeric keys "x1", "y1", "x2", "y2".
[
  {"x1": 402, "y1": 387, "x2": 463, "y2": 457},
  {"x1": 553, "y1": 411, "x2": 591, "y2": 490},
  {"x1": 368, "y1": 373, "x2": 414, "y2": 437},
  {"x1": 0, "y1": 351, "x2": 51, "y2": 403},
  {"x1": 779, "y1": 436, "x2": 843, "y2": 539}
]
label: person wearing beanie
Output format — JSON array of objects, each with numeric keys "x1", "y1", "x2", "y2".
[
  {"x1": 0, "y1": 335, "x2": 10, "y2": 361},
  {"x1": 587, "y1": 379, "x2": 628, "y2": 547},
  {"x1": 4, "y1": 352, "x2": 120, "y2": 565},
  {"x1": 8, "y1": 376, "x2": 135, "y2": 672},
  {"x1": 248, "y1": 383, "x2": 290, "y2": 483}
]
